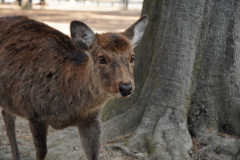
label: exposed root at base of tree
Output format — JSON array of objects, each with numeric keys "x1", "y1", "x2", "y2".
[
  {"x1": 218, "y1": 133, "x2": 240, "y2": 139},
  {"x1": 190, "y1": 127, "x2": 240, "y2": 160},
  {"x1": 98, "y1": 133, "x2": 148, "y2": 160},
  {"x1": 106, "y1": 144, "x2": 147, "y2": 160}
]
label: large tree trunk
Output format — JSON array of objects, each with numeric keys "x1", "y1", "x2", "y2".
[{"x1": 101, "y1": 0, "x2": 240, "y2": 159}]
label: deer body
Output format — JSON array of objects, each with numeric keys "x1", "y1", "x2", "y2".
[{"x1": 0, "y1": 16, "x2": 148, "y2": 160}]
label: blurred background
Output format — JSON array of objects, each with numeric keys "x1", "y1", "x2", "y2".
[
  {"x1": 0, "y1": 0, "x2": 143, "y2": 10},
  {"x1": 0, "y1": 0, "x2": 143, "y2": 35}
]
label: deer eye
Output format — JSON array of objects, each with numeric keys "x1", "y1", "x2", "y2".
[
  {"x1": 98, "y1": 56, "x2": 107, "y2": 64},
  {"x1": 130, "y1": 55, "x2": 135, "y2": 63}
]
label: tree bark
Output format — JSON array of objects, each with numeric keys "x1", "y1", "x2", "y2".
[
  {"x1": 101, "y1": 0, "x2": 240, "y2": 159},
  {"x1": 188, "y1": 0, "x2": 240, "y2": 159}
]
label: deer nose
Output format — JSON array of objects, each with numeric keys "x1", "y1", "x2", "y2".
[{"x1": 119, "y1": 83, "x2": 132, "y2": 97}]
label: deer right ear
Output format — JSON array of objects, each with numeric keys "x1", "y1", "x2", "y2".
[
  {"x1": 123, "y1": 15, "x2": 148, "y2": 48},
  {"x1": 70, "y1": 21, "x2": 95, "y2": 50}
]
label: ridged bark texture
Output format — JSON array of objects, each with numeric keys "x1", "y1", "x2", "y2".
[{"x1": 101, "y1": 0, "x2": 240, "y2": 159}]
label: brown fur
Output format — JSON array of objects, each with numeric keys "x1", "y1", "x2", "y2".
[
  {"x1": 0, "y1": 15, "x2": 148, "y2": 160},
  {"x1": 96, "y1": 32, "x2": 131, "y2": 53}
]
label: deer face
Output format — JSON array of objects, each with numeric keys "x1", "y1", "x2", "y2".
[
  {"x1": 89, "y1": 33, "x2": 135, "y2": 97},
  {"x1": 70, "y1": 16, "x2": 148, "y2": 97}
]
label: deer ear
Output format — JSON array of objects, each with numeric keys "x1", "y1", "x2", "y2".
[
  {"x1": 123, "y1": 15, "x2": 148, "y2": 48},
  {"x1": 70, "y1": 21, "x2": 95, "y2": 50}
]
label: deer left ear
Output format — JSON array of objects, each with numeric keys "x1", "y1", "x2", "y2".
[
  {"x1": 123, "y1": 15, "x2": 148, "y2": 48},
  {"x1": 70, "y1": 20, "x2": 95, "y2": 50}
]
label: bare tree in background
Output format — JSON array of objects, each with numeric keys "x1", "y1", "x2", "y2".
[
  {"x1": 20, "y1": 0, "x2": 32, "y2": 9},
  {"x1": 101, "y1": 0, "x2": 240, "y2": 159},
  {"x1": 122, "y1": 0, "x2": 128, "y2": 10}
]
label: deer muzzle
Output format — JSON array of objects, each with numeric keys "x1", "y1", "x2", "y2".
[{"x1": 119, "y1": 82, "x2": 133, "y2": 97}]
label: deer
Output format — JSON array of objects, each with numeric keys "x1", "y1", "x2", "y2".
[{"x1": 0, "y1": 15, "x2": 148, "y2": 160}]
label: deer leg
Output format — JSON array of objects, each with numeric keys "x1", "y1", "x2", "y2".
[
  {"x1": 2, "y1": 110, "x2": 21, "y2": 160},
  {"x1": 78, "y1": 120, "x2": 101, "y2": 160},
  {"x1": 29, "y1": 120, "x2": 48, "y2": 160}
]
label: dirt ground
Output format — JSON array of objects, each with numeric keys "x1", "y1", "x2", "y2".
[{"x1": 0, "y1": 3, "x2": 148, "y2": 160}]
